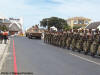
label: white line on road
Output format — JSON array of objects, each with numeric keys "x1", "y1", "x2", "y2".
[{"x1": 69, "y1": 53, "x2": 100, "y2": 66}]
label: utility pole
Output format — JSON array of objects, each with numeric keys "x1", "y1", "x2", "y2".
[{"x1": 47, "y1": 19, "x2": 49, "y2": 30}]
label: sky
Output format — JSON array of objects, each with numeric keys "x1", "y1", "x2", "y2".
[{"x1": 0, "y1": 0, "x2": 100, "y2": 30}]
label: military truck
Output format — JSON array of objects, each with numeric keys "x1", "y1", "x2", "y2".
[{"x1": 26, "y1": 25, "x2": 42, "y2": 39}]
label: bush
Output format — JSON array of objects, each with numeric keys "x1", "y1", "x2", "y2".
[{"x1": 73, "y1": 25, "x2": 82, "y2": 29}]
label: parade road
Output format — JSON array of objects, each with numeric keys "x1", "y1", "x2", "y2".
[{"x1": 1, "y1": 36, "x2": 100, "y2": 75}]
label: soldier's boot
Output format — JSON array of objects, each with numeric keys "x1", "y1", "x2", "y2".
[
  {"x1": 71, "y1": 44, "x2": 74, "y2": 51},
  {"x1": 62, "y1": 41, "x2": 66, "y2": 48},
  {"x1": 76, "y1": 43, "x2": 81, "y2": 53},
  {"x1": 66, "y1": 42, "x2": 70, "y2": 50},
  {"x1": 59, "y1": 40, "x2": 62, "y2": 48},
  {"x1": 72, "y1": 43, "x2": 76, "y2": 51},
  {"x1": 83, "y1": 46, "x2": 89, "y2": 55},
  {"x1": 77, "y1": 49, "x2": 81, "y2": 53},
  {"x1": 66, "y1": 41, "x2": 70, "y2": 49}
]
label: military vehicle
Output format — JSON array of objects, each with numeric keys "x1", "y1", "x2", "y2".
[{"x1": 26, "y1": 25, "x2": 42, "y2": 39}]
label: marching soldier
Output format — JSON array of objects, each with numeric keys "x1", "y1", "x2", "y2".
[
  {"x1": 76, "y1": 29, "x2": 84, "y2": 52},
  {"x1": 90, "y1": 29, "x2": 99, "y2": 56},
  {"x1": 58, "y1": 32, "x2": 63, "y2": 47},
  {"x1": 97, "y1": 31, "x2": 100, "y2": 56},
  {"x1": 0, "y1": 30, "x2": 3, "y2": 44},
  {"x1": 66, "y1": 29, "x2": 73, "y2": 49},
  {"x1": 71, "y1": 29, "x2": 78, "y2": 51},
  {"x1": 83, "y1": 29, "x2": 89, "y2": 55}
]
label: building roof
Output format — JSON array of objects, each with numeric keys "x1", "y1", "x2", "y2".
[
  {"x1": 9, "y1": 23, "x2": 21, "y2": 31},
  {"x1": 67, "y1": 17, "x2": 91, "y2": 21},
  {"x1": 86, "y1": 21, "x2": 100, "y2": 29}
]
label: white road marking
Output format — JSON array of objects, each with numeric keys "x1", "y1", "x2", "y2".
[{"x1": 70, "y1": 53, "x2": 100, "y2": 66}]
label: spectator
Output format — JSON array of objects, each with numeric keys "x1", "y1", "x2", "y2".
[
  {"x1": 3, "y1": 30, "x2": 8, "y2": 44},
  {"x1": 0, "y1": 30, "x2": 3, "y2": 44}
]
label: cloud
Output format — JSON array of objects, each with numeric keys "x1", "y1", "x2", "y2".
[
  {"x1": 0, "y1": 0, "x2": 100, "y2": 30},
  {"x1": 49, "y1": 0, "x2": 100, "y2": 20}
]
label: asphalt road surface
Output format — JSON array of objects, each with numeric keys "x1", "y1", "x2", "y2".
[{"x1": 1, "y1": 36, "x2": 100, "y2": 75}]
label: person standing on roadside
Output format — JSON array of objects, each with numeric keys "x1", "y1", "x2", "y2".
[
  {"x1": 3, "y1": 30, "x2": 8, "y2": 44},
  {"x1": 0, "y1": 30, "x2": 3, "y2": 44}
]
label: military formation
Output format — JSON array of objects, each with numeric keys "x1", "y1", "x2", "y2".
[{"x1": 44, "y1": 29, "x2": 100, "y2": 57}]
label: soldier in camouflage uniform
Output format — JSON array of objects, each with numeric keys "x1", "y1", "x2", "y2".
[
  {"x1": 66, "y1": 29, "x2": 73, "y2": 49},
  {"x1": 57, "y1": 32, "x2": 61, "y2": 47},
  {"x1": 60, "y1": 31, "x2": 67, "y2": 48},
  {"x1": 83, "y1": 29, "x2": 89, "y2": 55},
  {"x1": 97, "y1": 31, "x2": 100, "y2": 56},
  {"x1": 90, "y1": 29, "x2": 99, "y2": 56},
  {"x1": 47, "y1": 32, "x2": 50, "y2": 44},
  {"x1": 44, "y1": 31, "x2": 46, "y2": 43},
  {"x1": 48, "y1": 32, "x2": 51, "y2": 44},
  {"x1": 76, "y1": 29, "x2": 84, "y2": 52},
  {"x1": 56, "y1": 32, "x2": 60, "y2": 46},
  {"x1": 58, "y1": 32, "x2": 62, "y2": 47},
  {"x1": 47, "y1": 32, "x2": 49, "y2": 44},
  {"x1": 50, "y1": 32, "x2": 54, "y2": 45},
  {"x1": 62, "y1": 31, "x2": 68, "y2": 48},
  {"x1": 54, "y1": 32, "x2": 58, "y2": 46},
  {"x1": 44, "y1": 31, "x2": 48, "y2": 43},
  {"x1": 71, "y1": 29, "x2": 79, "y2": 51},
  {"x1": 52, "y1": 32, "x2": 56, "y2": 45}
]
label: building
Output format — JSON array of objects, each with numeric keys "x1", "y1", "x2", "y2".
[
  {"x1": 9, "y1": 18, "x2": 23, "y2": 35},
  {"x1": 0, "y1": 15, "x2": 23, "y2": 35},
  {"x1": 67, "y1": 17, "x2": 91, "y2": 29},
  {"x1": 0, "y1": 16, "x2": 10, "y2": 27},
  {"x1": 86, "y1": 21, "x2": 100, "y2": 30}
]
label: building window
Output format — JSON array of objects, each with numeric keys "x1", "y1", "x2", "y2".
[
  {"x1": 85, "y1": 21, "x2": 89, "y2": 24},
  {"x1": 4, "y1": 19, "x2": 10, "y2": 23},
  {"x1": 78, "y1": 20, "x2": 84, "y2": 24},
  {"x1": 73, "y1": 20, "x2": 78, "y2": 24},
  {"x1": 0, "y1": 19, "x2": 3, "y2": 23}
]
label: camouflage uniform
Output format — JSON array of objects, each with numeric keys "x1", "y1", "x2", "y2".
[
  {"x1": 97, "y1": 31, "x2": 100, "y2": 56},
  {"x1": 57, "y1": 33, "x2": 62, "y2": 47},
  {"x1": 44, "y1": 31, "x2": 46, "y2": 43},
  {"x1": 76, "y1": 30, "x2": 84, "y2": 52},
  {"x1": 83, "y1": 30, "x2": 92, "y2": 54},
  {"x1": 71, "y1": 29, "x2": 78, "y2": 51},
  {"x1": 90, "y1": 29, "x2": 99, "y2": 56},
  {"x1": 62, "y1": 32, "x2": 68, "y2": 48},
  {"x1": 66, "y1": 30, "x2": 73, "y2": 49},
  {"x1": 44, "y1": 31, "x2": 48, "y2": 43},
  {"x1": 56, "y1": 32, "x2": 60, "y2": 46}
]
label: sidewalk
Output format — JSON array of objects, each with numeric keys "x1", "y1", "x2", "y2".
[{"x1": 0, "y1": 40, "x2": 10, "y2": 71}]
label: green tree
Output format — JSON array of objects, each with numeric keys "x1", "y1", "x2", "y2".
[
  {"x1": 40, "y1": 17, "x2": 68, "y2": 30},
  {"x1": 0, "y1": 25, "x2": 8, "y2": 31},
  {"x1": 73, "y1": 25, "x2": 82, "y2": 29},
  {"x1": 63, "y1": 25, "x2": 71, "y2": 30}
]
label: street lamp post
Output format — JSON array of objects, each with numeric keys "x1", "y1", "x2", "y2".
[{"x1": 47, "y1": 19, "x2": 49, "y2": 30}]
